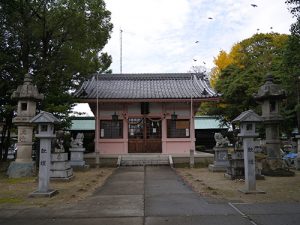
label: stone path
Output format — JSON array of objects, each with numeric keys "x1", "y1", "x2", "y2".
[{"x1": 1, "y1": 166, "x2": 300, "y2": 225}]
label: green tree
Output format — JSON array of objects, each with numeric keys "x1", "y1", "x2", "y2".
[
  {"x1": 203, "y1": 33, "x2": 289, "y2": 126},
  {"x1": 0, "y1": 0, "x2": 113, "y2": 160},
  {"x1": 284, "y1": 0, "x2": 300, "y2": 132}
]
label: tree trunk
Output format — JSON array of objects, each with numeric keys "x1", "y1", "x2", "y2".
[{"x1": 0, "y1": 123, "x2": 8, "y2": 161}]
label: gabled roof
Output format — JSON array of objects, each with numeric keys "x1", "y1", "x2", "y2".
[
  {"x1": 30, "y1": 111, "x2": 60, "y2": 124},
  {"x1": 75, "y1": 73, "x2": 218, "y2": 101},
  {"x1": 232, "y1": 110, "x2": 263, "y2": 124}
]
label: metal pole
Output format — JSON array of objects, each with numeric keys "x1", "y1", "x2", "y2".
[
  {"x1": 120, "y1": 29, "x2": 123, "y2": 74},
  {"x1": 95, "y1": 74, "x2": 100, "y2": 167},
  {"x1": 190, "y1": 74, "x2": 194, "y2": 168}
]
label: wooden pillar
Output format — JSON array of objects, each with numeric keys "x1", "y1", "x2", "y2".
[
  {"x1": 123, "y1": 104, "x2": 128, "y2": 153},
  {"x1": 162, "y1": 103, "x2": 167, "y2": 154}
]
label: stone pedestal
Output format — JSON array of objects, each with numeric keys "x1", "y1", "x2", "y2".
[
  {"x1": 225, "y1": 148, "x2": 244, "y2": 179},
  {"x1": 209, "y1": 147, "x2": 229, "y2": 172},
  {"x1": 70, "y1": 147, "x2": 88, "y2": 168},
  {"x1": 7, "y1": 161, "x2": 35, "y2": 178},
  {"x1": 50, "y1": 152, "x2": 73, "y2": 180}
]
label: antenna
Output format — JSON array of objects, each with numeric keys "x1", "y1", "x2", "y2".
[{"x1": 120, "y1": 28, "x2": 123, "y2": 74}]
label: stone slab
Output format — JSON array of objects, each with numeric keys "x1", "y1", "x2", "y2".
[
  {"x1": 50, "y1": 168, "x2": 73, "y2": 178},
  {"x1": 145, "y1": 193, "x2": 235, "y2": 216},
  {"x1": 233, "y1": 203, "x2": 300, "y2": 214},
  {"x1": 238, "y1": 188, "x2": 266, "y2": 194},
  {"x1": 248, "y1": 214, "x2": 300, "y2": 225},
  {"x1": 29, "y1": 189, "x2": 58, "y2": 198},
  {"x1": 51, "y1": 153, "x2": 68, "y2": 161},
  {"x1": 69, "y1": 147, "x2": 85, "y2": 152},
  {"x1": 208, "y1": 164, "x2": 228, "y2": 172},
  {"x1": 145, "y1": 215, "x2": 253, "y2": 225},
  {"x1": 70, "y1": 152, "x2": 84, "y2": 160},
  {"x1": 145, "y1": 180, "x2": 193, "y2": 195},
  {"x1": 7, "y1": 161, "x2": 36, "y2": 178},
  {"x1": 70, "y1": 161, "x2": 86, "y2": 166},
  {"x1": 0, "y1": 218, "x2": 144, "y2": 225},
  {"x1": 95, "y1": 181, "x2": 144, "y2": 195},
  {"x1": 51, "y1": 161, "x2": 71, "y2": 170},
  {"x1": 57, "y1": 195, "x2": 144, "y2": 218}
]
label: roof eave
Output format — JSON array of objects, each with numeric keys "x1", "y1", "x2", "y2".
[{"x1": 76, "y1": 97, "x2": 220, "y2": 103}]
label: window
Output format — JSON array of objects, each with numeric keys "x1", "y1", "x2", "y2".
[
  {"x1": 41, "y1": 125, "x2": 48, "y2": 132},
  {"x1": 167, "y1": 119, "x2": 190, "y2": 138},
  {"x1": 270, "y1": 101, "x2": 276, "y2": 112},
  {"x1": 100, "y1": 120, "x2": 123, "y2": 139},
  {"x1": 246, "y1": 124, "x2": 253, "y2": 131},
  {"x1": 21, "y1": 103, "x2": 27, "y2": 111}
]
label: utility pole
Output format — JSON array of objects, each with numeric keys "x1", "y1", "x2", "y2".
[{"x1": 120, "y1": 28, "x2": 123, "y2": 74}]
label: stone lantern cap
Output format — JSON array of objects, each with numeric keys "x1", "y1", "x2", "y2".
[
  {"x1": 232, "y1": 110, "x2": 263, "y2": 124},
  {"x1": 253, "y1": 74, "x2": 285, "y2": 101},
  {"x1": 11, "y1": 74, "x2": 44, "y2": 101},
  {"x1": 30, "y1": 111, "x2": 59, "y2": 124}
]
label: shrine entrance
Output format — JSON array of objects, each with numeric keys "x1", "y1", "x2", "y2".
[{"x1": 128, "y1": 117, "x2": 162, "y2": 153}]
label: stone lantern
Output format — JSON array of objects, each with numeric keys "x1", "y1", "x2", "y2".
[
  {"x1": 232, "y1": 110, "x2": 265, "y2": 194},
  {"x1": 30, "y1": 111, "x2": 59, "y2": 197},
  {"x1": 253, "y1": 74, "x2": 285, "y2": 169},
  {"x1": 7, "y1": 74, "x2": 44, "y2": 178}
]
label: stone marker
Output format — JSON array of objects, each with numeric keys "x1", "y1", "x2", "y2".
[
  {"x1": 29, "y1": 111, "x2": 59, "y2": 197},
  {"x1": 209, "y1": 133, "x2": 230, "y2": 172},
  {"x1": 232, "y1": 110, "x2": 265, "y2": 194},
  {"x1": 7, "y1": 74, "x2": 44, "y2": 178}
]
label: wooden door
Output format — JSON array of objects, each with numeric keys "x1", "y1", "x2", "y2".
[{"x1": 128, "y1": 118, "x2": 162, "y2": 153}]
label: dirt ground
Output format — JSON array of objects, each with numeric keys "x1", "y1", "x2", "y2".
[
  {"x1": 1, "y1": 164, "x2": 300, "y2": 208},
  {"x1": 176, "y1": 168, "x2": 300, "y2": 203},
  {"x1": 0, "y1": 166, "x2": 114, "y2": 209}
]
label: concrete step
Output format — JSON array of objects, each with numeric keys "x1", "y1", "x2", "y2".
[{"x1": 119, "y1": 154, "x2": 171, "y2": 166}]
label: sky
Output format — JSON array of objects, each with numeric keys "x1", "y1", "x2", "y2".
[{"x1": 72, "y1": 0, "x2": 296, "y2": 116}]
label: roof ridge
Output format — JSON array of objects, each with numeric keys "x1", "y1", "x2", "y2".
[{"x1": 93, "y1": 73, "x2": 205, "y2": 78}]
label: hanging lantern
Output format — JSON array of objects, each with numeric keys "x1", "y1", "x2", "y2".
[
  {"x1": 171, "y1": 112, "x2": 177, "y2": 121},
  {"x1": 112, "y1": 112, "x2": 119, "y2": 121}
]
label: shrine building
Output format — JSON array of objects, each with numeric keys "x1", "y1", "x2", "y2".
[{"x1": 75, "y1": 73, "x2": 219, "y2": 155}]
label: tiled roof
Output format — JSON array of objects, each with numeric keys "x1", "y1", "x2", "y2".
[{"x1": 75, "y1": 73, "x2": 218, "y2": 100}]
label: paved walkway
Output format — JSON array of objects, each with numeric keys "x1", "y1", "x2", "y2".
[{"x1": 1, "y1": 166, "x2": 300, "y2": 225}]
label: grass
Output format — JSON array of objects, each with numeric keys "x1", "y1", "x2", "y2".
[{"x1": 0, "y1": 197, "x2": 24, "y2": 204}]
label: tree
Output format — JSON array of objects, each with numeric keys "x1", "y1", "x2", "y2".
[
  {"x1": 0, "y1": 0, "x2": 113, "y2": 160},
  {"x1": 284, "y1": 0, "x2": 300, "y2": 132},
  {"x1": 203, "y1": 33, "x2": 289, "y2": 126}
]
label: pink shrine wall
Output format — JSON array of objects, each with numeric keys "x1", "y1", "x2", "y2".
[{"x1": 91, "y1": 102, "x2": 196, "y2": 155}]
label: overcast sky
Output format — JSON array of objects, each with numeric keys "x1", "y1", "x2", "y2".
[
  {"x1": 73, "y1": 0, "x2": 295, "y2": 115},
  {"x1": 103, "y1": 0, "x2": 295, "y2": 73}
]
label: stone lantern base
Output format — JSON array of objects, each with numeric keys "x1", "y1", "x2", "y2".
[{"x1": 7, "y1": 161, "x2": 36, "y2": 178}]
